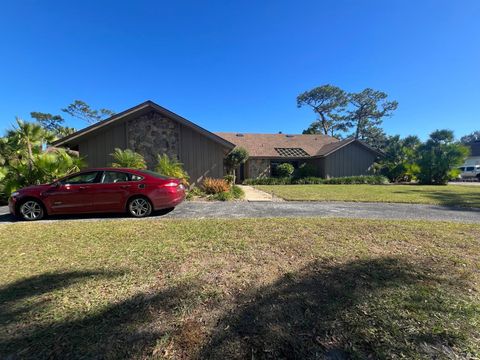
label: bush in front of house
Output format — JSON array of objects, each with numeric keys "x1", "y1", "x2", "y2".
[
  {"x1": 322, "y1": 175, "x2": 389, "y2": 185},
  {"x1": 243, "y1": 177, "x2": 293, "y2": 185},
  {"x1": 155, "y1": 154, "x2": 190, "y2": 185},
  {"x1": 244, "y1": 175, "x2": 389, "y2": 185},
  {"x1": 230, "y1": 184, "x2": 245, "y2": 199},
  {"x1": 274, "y1": 163, "x2": 295, "y2": 178},
  {"x1": 202, "y1": 177, "x2": 230, "y2": 194}
]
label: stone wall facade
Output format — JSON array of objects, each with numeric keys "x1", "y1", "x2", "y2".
[
  {"x1": 127, "y1": 110, "x2": 180, "y2": 169},
  {"x1": 247, "y1": 159, "x2": 271, "y2": 179}
]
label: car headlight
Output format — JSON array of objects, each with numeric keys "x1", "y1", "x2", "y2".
[{"x1": 11, "y1": 191, "x2": 20, "y2": 197}]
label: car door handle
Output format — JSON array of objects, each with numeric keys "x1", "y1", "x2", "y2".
[
  {"x1": 79, "y1": 186, "x2": 89, "y2": 190},
  {"x1": 120, "y1": 185, "x2": 131, "y2": 189}
]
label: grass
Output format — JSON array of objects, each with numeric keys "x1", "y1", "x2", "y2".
[
  {"x1": 256, "y1": 184, "x2": 480, "y2": 208},
  {"x1": 1, "y1": 218, "x2": 479, "y2": 359}
]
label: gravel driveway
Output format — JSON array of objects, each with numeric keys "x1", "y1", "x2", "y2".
[{"x1": 1, "y1": 201, "x2": 479, "y2": 224}]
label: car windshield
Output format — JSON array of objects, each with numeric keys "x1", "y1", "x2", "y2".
[{"x1": 138, "y1": 170, "x2": 171, "y2": 179}]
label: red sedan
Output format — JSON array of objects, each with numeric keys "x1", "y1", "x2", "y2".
[{"x1": 9, "y1": 168, "x2": 186, "y2": 221}]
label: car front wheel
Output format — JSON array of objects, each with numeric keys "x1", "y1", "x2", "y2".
[
  {"x1": 18, "y1": 199, "x2": 45, "y2": 221},
  {"x1": 128, "y1": 197, "x2": 152, "y2": 218}
]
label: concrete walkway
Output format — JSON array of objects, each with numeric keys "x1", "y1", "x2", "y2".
[
  {"x1": 1, "y1": 201, "x2": 479, "y2": 224},
  {"x1": 237, "y1": 185, "x2": 281, "y2": 202}
]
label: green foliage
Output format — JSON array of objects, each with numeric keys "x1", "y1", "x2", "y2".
[
  {"x1": 224, "y1": 147, "x2": 249, "y2": 183},
  {"x1": 186, "y1": 186, "x2": 206, "y2": 200},
  {"x1": 244, "y1": 175, "x2": 388, "y2": 186},
  {"x1": 230, "y1": 184, "x2": 245, "y2": 199},
  {"x1": 30, "y1": 112, "x2": 75, "y2": 138},
  {"x1": 298, "y1": 85, "x2": 349, "y2": 137},
  {"x1": 416, "y1": 130, "x2": 469, "y2": 185},
  {"x1": 211, "y1": 191, "x2": 234, "y2": 201},
  {"x1": 110, "y1": 148, "x2": 147, "y2": 169},
  {"x1": 378, "y1": 135, "x2": 421, "y2": 182},
  {"x1": 223, "y1": 174, "x2": 234, "y2": 185},
  {"x1": 0, "y1": 119, "x2": 85, "y2": 200},
  {"x1": 295, "y1": 163, "x2": 316, "y2": 178},
  {"x1": 62, "y1": 100, "x2": 115, "y2": 124},
  {"x1": 155, "y1": 154, "x2": 190, "y2": 185},
  {"x1": 275, "y1": 163, "x2": 295, "y2": 178}
]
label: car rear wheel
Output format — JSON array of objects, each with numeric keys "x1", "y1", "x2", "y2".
[
  {"x1": 128, "y1": 197, "x2": 152, "y2": 218},
  {"x1": 19, "y1": 199, "x2": 45, "y2": 221}
]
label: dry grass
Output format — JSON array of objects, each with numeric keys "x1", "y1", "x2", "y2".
[
  {"x1": 0, "y1": 218, "x2": 479, "y2": 359},
  {"x1": 256, "y1": 184, "x2": 480, "y2": 207}
]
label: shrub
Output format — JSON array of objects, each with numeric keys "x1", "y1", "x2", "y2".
[
  {"x1": 292, "y1": 177, "x2": 324, "y2": 184},
  {"x1": 186, "y1": 186, "x2": 206, "y2": 200},
  {"x1": 244, "y1": 175, "x2": 388, "y2": 185},
  {"x1": 295, "y1": 163, "x2": 316, "y2": 178},
  {"x1": 243, "y1": 177, "x2": 292, "y2": 185},
  {"x1": 224, "y1": 147, "x2": 249, "y2": 183},
  {"x1": 111, "y1": 148, "x2": 147, "y2": 169},
  {"x1": 274, "y1": 163, "x2": 295, "y2": 178},
  {"x1": 230, "y1": 184, "x2": 245, "y2": 199},
  {"x1": 322, "y1": 175, "x2": 389, "y2": 185},
  {"x1": 211, "y1": 191, "x2": 234, "y2": 201},
  {"x1": 223, "y1": 174, "x2": 234, "y2": 185},
  {"x1": 202, "y1": 177, "x2": 230, "y2": 194},
  {"x1": 155, "y1": 154, "x2": 190, "y2": 185}
]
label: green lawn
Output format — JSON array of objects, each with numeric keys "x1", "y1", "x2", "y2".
[
  {"x1": 1, "y1": 218, "x2": 479, "y2": 359},
  {"x1": 256, "y1": 184, "x2": 480, "y2": 207}
]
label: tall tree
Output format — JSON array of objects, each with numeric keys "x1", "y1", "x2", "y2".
[
  {"x1": 460, "y1": 130, "x2": 480, "y2": 144},
  {"x1": 297, "y1": 85, "x2": 349, "y2": 137},
  {"x1": 62, "y1": 100, "x2": 115, "y2": 124},
  {"x1": 30, "y1": 112, "x2": 76, "y2": 138},
  {"x1": 346, "y1": 88, "x2": 398, "y2": 140},
  {"x1": 416, "y1": 130, "x2": 469, "y2": 185}
]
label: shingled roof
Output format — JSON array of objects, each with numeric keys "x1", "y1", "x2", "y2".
[
  {"x1": 215, "y1": 133, "x2": 383, "y2": 158},
  {"x1": 214, "y1": 133, "x2": 339, "y2": 157}
]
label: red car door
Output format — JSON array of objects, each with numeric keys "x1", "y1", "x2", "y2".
[
  {"x1": 44, "y1": 171, "x2": 101, "y2": 214},
  {"x1": 92, "y1": 171, "x2": 132, "y2": 212}
]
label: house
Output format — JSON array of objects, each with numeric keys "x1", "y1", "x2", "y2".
[
  {"x1": 462, "y1": 141, "x2": 480, "y2": 166},
  {"x1": 52, "y1": 101, "x2": 381, "y2": 184}
]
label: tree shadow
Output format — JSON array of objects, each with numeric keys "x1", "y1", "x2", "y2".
[
  {"x1": 201, "y1": 257, "x2": 473, "y2": 359},
  {"x1": 1, "y1": 270, "x2": 200, "y2": 359}
]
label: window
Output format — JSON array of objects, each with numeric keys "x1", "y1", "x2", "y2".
[
  {"x1": 138, "y1": 170, "x2": 169, "y2": 179},
  {"x1": 466, "y1": 167, "x2": 475, "y2": 171},
  {"x1": 459, "y1": 167, "x2": 465, "y2": 171},
  {"x1": 101, "y1": 171, "x2": 130, "y2": 184},
  {"x1": 131, "y1": 174, "x2": 143, "y2": 181},
  {"x1": 61, "y1": 172, "x2": 100, "y2": 185}
]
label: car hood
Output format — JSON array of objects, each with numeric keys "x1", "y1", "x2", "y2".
[{"x1": 18, "y1": 184, "x2": 53, "y2": 193}]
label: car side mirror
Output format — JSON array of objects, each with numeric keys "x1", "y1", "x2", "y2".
[{"x1": 52, "y1": 182, "x2": 61, "y2": 188}]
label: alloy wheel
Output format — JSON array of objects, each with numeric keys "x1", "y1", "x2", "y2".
[
  {"x1": 129, "y1": 198, "x2": 151, "y2": 217},
  {"x1": 20, "y1": 200, "x2": 43, "y2": 220}
]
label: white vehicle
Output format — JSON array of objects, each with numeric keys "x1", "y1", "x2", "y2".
[{"x1": 458, "y1": 165, "x2": 480, "y2": 180}]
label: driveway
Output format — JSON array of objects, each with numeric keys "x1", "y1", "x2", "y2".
[{"x1": 1, "y1": 201, "x2": 479, "y2": 224}]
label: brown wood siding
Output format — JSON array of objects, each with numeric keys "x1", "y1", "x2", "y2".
[
  {"x1": 179, "y1": 125, "x2": 229, "y2": 184},
  {"x1": 323, "y1": 142, "x2": 376, "y2": 178},
  {"x1": 77, "y1": 122, "x2": 127, "y2": 168}
]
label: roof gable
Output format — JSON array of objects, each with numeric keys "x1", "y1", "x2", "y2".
[{"x1": 52, "y1": 101, "x2": 235, "y2": 149}]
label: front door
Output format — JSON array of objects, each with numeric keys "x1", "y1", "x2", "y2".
[{"x1": 43, "y1": 171, "x2": 101, "y2": 214}]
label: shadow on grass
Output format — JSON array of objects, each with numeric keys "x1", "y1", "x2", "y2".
[
  {"x1": 201, "y1": 257, "x2": 475, "y2": 359},
  {"x1": 391, "y1": 185, "x2": 480, "y2": 209},
  {"x1": 0, "y1": 269, "x2": 200, "y2": 359},
  {"x1": 1, "y1": 258, "x2": 476, "y2": 359}
]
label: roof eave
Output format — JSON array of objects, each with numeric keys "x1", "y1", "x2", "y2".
[{"x1": 52, "y1": 100, "x2": 236, "y2": 150}]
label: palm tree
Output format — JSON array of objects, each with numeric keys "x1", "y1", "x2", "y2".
[
  {"x1": 110, "y1": 148, "x2": 147, "y2": 169},
  {"x1": 155, "y1": 154, "x2": 189, "y2": 185}
]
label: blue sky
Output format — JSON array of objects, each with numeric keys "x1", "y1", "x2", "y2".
[{"x1": 0, "y1": 0, "x2": 479, "y2": 140}]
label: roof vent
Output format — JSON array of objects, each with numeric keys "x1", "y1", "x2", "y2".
[
  {"x1": 236, "y1": 133, "x2": 244, "y2": 137},
  {"x1": 286, "y1": 134, "x2": 294, "y2": 138}
]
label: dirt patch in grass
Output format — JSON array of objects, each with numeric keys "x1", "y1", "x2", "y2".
[
  {"x1": 1, "y1": 218, "x2": 479, "y2": 359},
  {"x1": 256, "y1": 184, "x2": 480, "y2": 208}
]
